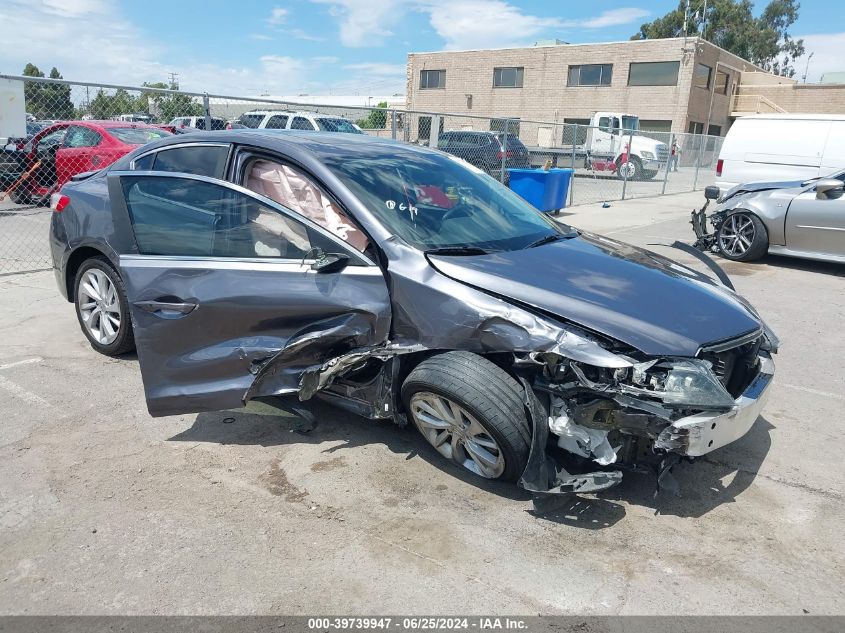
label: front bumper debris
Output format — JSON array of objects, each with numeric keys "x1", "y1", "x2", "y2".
[
  {"x1": 655, "y1": 352, "x2": 774, "y2": 456},
  {"x1": 519, "y1": 349, "x2": 775, "y2": 500}
]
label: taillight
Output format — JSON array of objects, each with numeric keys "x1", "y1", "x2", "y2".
[
  {"x1": 716, "y1": 159, "x2": 723, "y2": 177},
  {"x1": 496, "y1": 150, "x2": 515, "y2": 159},
  {"x1": 50, "y1": 193, "x2": 70, "y2": 212}
]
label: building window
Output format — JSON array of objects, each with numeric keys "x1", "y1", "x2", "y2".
[
  {"x1": 420, "y1": 69, "x2": 446, "y2": 89},
  {"x1": 568, "y1": 64, "x2": 613, "y2": 86},
  {"x1": 639, "y1": 120, "x2": 673, "y2": 133},
  {"x1": 628, "y1": 61, "x2": 680, "y2": 86},
  {"x1": 563, "y1": 118, "x2": 590, "y2": 145},
  {"x1": 707, "y1": 124, "x2": 722, "y2": 136},
  {"x1": 688, "y1": 121, "x2": 704, "y2": 134},
  {"x1": 418, "y1": 116, "x2": 444, "y2": 140},
  {"x1": 715, "y1": 70, "x2": 730, "y2": 95},
  {"x1": 490, "y1": 118, "x2": 520, "y2": 136},
  {"x1": 694, "y1": 63, "x2": 712, "y2": 90},
  {"x1": 493, "y1": 67, "x2": 524, "y2": 88}
]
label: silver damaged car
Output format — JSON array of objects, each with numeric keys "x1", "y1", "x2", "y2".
[{"x1": 692, "y1": 172, "x2": 845, "y2": 263}]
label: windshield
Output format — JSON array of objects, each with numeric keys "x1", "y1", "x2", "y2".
[
  {"x1": 237, "y1": 114, "x2": 265, "y2": 129},
  {"x1": 621, "y1": 116, "x2": 639, "y2": 132},
  {"x1": 322, "y1": 150, "x2": 571, "y2": 252},
  {"x1": 316, "y1": 118, "x2": 362, "y2": 133},
  {"x1": 106, "y1": 127, "x2": 171, "y2": 144}
]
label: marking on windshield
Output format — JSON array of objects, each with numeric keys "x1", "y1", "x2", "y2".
[{"x1": 385, "y1": 200, "x2": 396, "y2": 209}]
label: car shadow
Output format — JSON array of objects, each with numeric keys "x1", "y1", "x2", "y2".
[
  {"x1": 167, "y1": 399, "x2": 530, "y2": 502},
  {"x1": 599, "y1": 415, "x2": 774, "y2": 519},
  {"x1": 168, "y1": 400, "x2": 773, "y2": 525}
]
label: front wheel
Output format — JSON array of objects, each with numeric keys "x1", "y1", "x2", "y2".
[
  {"x1": 617, "y1": 156, "x2": 642, "y2": 181},
  {"x1": 717, "y1": 212, "x2": 769, "y2": 261},
  {"x1": 74, "y1": 257, "x2": 136, "y2": 356},
  {"x1": 402, "y1": 352, "x2": 531, "y2": 481}
]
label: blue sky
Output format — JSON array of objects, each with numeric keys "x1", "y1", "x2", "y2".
[{"x1": 2, "y1": 0, "x2": 841, "y2": 95}]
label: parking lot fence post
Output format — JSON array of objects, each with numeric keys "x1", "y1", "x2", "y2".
[
  {"x1": 390, "y1": 110, "x2": 397, "y2": 140},
  {"x1": 693, "y1": 133, "x2": 705, "y2": 190},
  {"x1": 202, "y1": 94, "x2": 211, "y2": 132},
  {"x1": 621, "y1": 126, "x2": 634, "y2": 200},
  {"x1": 501, "y1": 119, "x2": 510, "y2": 183},
  {"x1": 569, "y1": 123, "x2": 577, "y2": 206},
  {"x1": 662, "y1": 132, "x2": 674, "y2": 196}
]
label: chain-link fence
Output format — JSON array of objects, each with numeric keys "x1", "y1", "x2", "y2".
[{"x1": 0, "y1": 74, "x2": 723, "y2": 274}]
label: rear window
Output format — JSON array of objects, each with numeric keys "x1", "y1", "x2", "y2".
[
  {"x1": 107, "y1": 127, "x2": 171, "y2": 144},
  {"x1": 238, "y1": 114, "x2": 266, "y2": 129},
  {"x1": 493, "y1": 133, "x2": 526, "y2": 150},
  {"x1": 316, "y1": 118, "x2": 361, "y2": 134}
]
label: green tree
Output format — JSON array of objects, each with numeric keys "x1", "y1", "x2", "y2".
[
  {"x1": 631, "y1": 0, "x2": 805, "y2": 77},
  {"x1": 355, "y1": 101, "x2": 389, "y2": 129},
  {"x1": 142, "y1": 81, "x2": 203, "y2": 122},
  {"x1": 22, "y1": 64, "x2": 75, "y2": 119}
]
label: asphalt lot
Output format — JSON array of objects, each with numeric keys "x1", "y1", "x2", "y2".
[{"x1": 0, "y1": 190, "x2": 843, "y2": 615}]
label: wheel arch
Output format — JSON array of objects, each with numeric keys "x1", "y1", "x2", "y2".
[{"x1": 64, "y1": 245, "x2": 113, "y2": 301}]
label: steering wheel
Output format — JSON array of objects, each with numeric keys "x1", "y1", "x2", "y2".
[{"x1": 439, "y1": 199, "x2": 472, "y2": 224}]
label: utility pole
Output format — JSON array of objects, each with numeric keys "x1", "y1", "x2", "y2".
[
  {"x1": 802, "y1": 52, "x2": 814, "y2": 84},
  {"x1": 168, "y1": 72, "x2": 179, "y2": 90}
]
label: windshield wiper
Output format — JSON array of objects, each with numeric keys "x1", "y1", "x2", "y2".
[
  {"x1": 424, "y1": 246, "x2": 493, "y2": 256},
  {"x1": 525, "y1": 232, "x2": 573, "y2": 249}
]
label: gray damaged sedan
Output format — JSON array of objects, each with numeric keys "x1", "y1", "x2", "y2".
[
  {"x1": 49, "y1": 131, "x2": 778, "y2": 498},
  {"x1": 692, "y1": 172, "x2": 845, "y2": 263}
]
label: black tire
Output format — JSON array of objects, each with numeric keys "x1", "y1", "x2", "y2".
[
  {"x1": 716, "y1": 211, "x2": 768, "y2": 262},
  {"x1": 617, "y1": 156, "x2": 642, "y2": 181},
  {"x1": 642, "y1": 169, "x2": 658, "y2": 180},
  {"x1": 401, "y1": 351, "x2": 531, "y2": 482},
  {"x1": 73, "y1": 256, "x2": 136, "y2": 356}
]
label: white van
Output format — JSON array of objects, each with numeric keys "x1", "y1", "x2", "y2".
[{"x1": 716, "y1": 114, "x2": 845, "y2": 192}]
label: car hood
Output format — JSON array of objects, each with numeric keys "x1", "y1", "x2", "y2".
[
  {"x1": 720, "y1": 179, "x2": 805, "y2": 202},
  {"x1": 428, "y1": 233, "x2": 762, "y2": 357}
]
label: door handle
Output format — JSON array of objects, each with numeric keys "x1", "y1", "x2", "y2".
[{"x1": 133, "y1": 300, "x2": 198, "y2": 316}]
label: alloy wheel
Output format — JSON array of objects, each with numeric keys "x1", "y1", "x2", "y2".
[
  {"x1": 719, "y1": 213, "x2": 755, "y2": 257},
  {"x1": 77, "y1": 268, "x2": 122, "y2": 346},
  {"x1": 409, "y1": 391, "x2": 506, "y2": 479}
]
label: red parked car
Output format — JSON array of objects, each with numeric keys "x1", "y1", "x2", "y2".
[{"x1": 5, "y1": 121, "x2": 171, "y2": 205}]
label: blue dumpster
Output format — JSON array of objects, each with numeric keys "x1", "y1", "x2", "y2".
[{"x1": 508, "y1": 168, "x2": 573, "y2": 213}]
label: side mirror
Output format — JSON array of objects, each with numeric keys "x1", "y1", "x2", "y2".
[
  {"x1": 310, "y1": 252, "x2": 350, "y2": 274},
  {"x1": 24, "y1": 141, "x2": 33, "y2": 153},
  {"x1": 704, "y1": 185, "x2": 720, "y2": 200},
  {"x1": 815, "y1": 178, "x2": 843, "y2": 200}
]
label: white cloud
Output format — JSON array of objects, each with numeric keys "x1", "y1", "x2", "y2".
[
  {"x1": 418, "y1": 0, "x2": 562, "y2": 50},
  {"x1": 40, "y1": 0, "x2": 109, "y2": 17},
  {"x1": 249, "y1": 33, "x2": 273, "y2": 40},
  {"x1": 795, "y1": 32, "x2": 845, "y2": 83},
  {"x1": 311, "y1": 0, "x2": 402, "y2": 47},
  {"x1": 313, "y1": 56, "x2": 342, "y2": 64},
  {"x1": 565, "y1": 8, "x2": 650, "y2": 29},
  {"x1": 290, "y1": 28, "x2": 324, "y2": 41},
  {"x1": 267, "y1": 6, "x2": 288, "y2": 25},
  {"x1": 344, "y1": 62, "x2": 406, "y2": 75}
]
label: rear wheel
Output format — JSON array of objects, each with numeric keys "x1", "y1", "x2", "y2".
[
  {"x1": 717, "y1": 212, "x2": 768, "y2": 261},
  {"x1": 74, "y1": 257, "x2": 135, "y2": 356},
  {"x1": 402, "y1": 352, "x2": 531, "y2": 482}
]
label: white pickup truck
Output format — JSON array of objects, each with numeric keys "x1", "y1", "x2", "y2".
[{"x1": 531, "y1": 112, "x2": 670, "y2": 181}]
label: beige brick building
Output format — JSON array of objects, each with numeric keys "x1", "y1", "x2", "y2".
[{"x1": 406, "y1": 37, "x2": 767, "y2": 145}]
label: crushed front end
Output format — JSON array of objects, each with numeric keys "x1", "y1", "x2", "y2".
[{"x1": 519, "y1": 328, "x2": 777, "y2": 498}]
